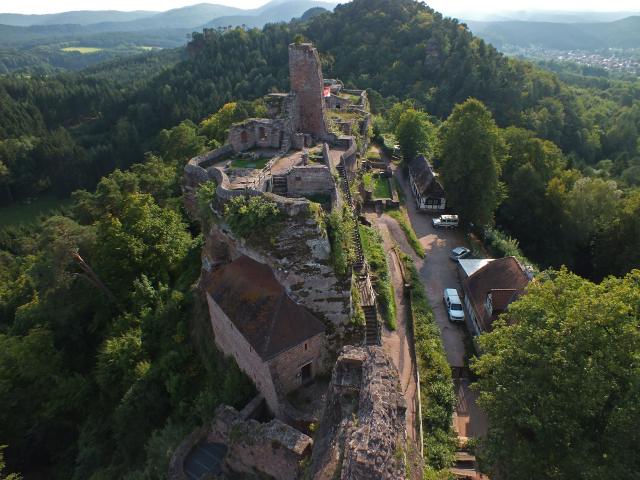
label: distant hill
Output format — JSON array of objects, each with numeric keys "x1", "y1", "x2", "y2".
[
  {"x1": 0, "y1": 1, "x2": 337, "y2": 73},
  {"x1": 468, "y1": 16, "x2": 640, "y2": 50},
  {"x1": 0, "y1": 1, "x2": 334, "y2": 32},
  {"x1": 301, "y1": 7, "x2": 329, "y2": 21},
  {"x1": 203, "y1": 1, "x2": 337, "y2": 29},
  {"x1": 0, "y1": 10, "x2": 157, "y2": 27},
  {"x1": 462, "y1": 10, "x2": 640, "y2": 23}
]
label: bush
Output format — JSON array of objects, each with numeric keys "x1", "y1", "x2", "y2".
[
  {"x1": 400, "y1": 252, "x2": 456, "y2": 470},
  {"x1": 359, "y1": 225, "x2": 396, "y2": 329},
  {"x1": 195, "y1": 180, "x2": 217, "y2": 228},
  {"x1": 223, "y1": 195, "x2": 282, "y2": 244},
  {"x1": 483, "y1": 227, "x2": 535, "y2": 269},
  {"x1": 326, "y1": 206, "x2": 355, "y2": 277}
]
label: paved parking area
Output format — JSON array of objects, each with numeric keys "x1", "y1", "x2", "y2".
[{"x1": 391, "y1": 169, "x2": 488, "y2": 439}]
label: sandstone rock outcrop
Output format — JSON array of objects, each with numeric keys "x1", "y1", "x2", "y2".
[{"x1": 311, "y1": 346, "x2": 408, "y2": 479}]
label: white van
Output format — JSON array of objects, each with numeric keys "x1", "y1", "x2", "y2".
[{"x1": 432, "y1": 214, "x2": 459, "y2": 229}]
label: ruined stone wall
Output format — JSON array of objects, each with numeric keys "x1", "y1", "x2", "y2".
[
  {"x1": 286, "y1": 165, "x2": 334, "y2": 197},
  {"x1": 209, "y1": 406, "x2": 312, "y2": 480},
  {"x1": 229, "y1": 120, "x2": 283, "y2": 152},
  {"x1": 205, "y1": 293, "x2": 281, "y2": 414},
  {"x1": 289, "y1": 43, "x2": 326, "y2": 138},
  {"x1": 268, "y1": 332, "x2": 324, "y2": 394}
]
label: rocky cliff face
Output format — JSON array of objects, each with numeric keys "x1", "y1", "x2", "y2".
[
  {"x1": 311, "y1": 346, "x2": 408, "y2": 479},
  {"x1": 200, "y1": 202, "x2": 351, "y2": 329}
]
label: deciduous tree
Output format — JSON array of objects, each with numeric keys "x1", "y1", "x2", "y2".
[
  {"x1": 472, "y1": 269, "x2": 640, "y2": 480},
  {"x1": 439, "y1": 98, "x2": 506, "y2": 227}
]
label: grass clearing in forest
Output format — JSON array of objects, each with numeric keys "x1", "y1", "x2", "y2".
[
  {"x1": 0, "y1": 195, "x2": 72, "y2": 227},
  {"x1": 61, "y1": 47, "x2": 104, "y2": 53}
]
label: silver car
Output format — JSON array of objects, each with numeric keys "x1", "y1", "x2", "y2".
[
  {"x1": 443, "y1": 288, "x2": 465, "y2": 322},
  {"x1": 449, "y1": 246, "x2": 470, "y2": 261}
]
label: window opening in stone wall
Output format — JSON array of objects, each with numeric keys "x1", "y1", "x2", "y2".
[
  {"x1": 240, "y1": 130, "x2": 248, "y2": 143},
  {"x1": 259, "y1": 126, "x2": 267, "y2": 140}
]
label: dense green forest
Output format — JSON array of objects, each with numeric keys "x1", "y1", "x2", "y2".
[
  {"x1": 0, "y1": 0, "x2": 639, "y2": 477},
  {"x1": 0, "y1": 129, "x2": 255, "y2": 478}
]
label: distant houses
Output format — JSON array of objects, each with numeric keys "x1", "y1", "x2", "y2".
[{"x1": 408, "y1": 155, "x2": 446, "y2": 212}]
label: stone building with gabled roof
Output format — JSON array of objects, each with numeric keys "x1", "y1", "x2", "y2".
[
  {"x1": 408, "y1": 155, "x2": 446, "y2": 211},
  {"x1": 204, "y1": 254, "x2": 326, "y2": 416}
]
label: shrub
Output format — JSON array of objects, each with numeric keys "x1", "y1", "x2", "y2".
[
  {"x1": 326, "y1": 206, "x2": 355, "y2": 277},
  {"x1": 400, "y1": 252, "x2": 456, "y2": 470},
  {"x1": 195, "y1": 180, "x2": 217, "y2": 228},
  {"x1": 359, "y1": 225, "x2": 396, "y2": 329},
  {"x1": 223, "y1": 195, "x2": 282, "y2": 244},
  {"x1": 483, "y1": 227, "x2": 535, "y2": 269}
]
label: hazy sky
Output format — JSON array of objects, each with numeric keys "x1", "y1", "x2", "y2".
[{"x1": 3, "y1": 0, "x2": 640, "y2": 15}]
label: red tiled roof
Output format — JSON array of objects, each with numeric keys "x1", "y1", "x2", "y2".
[
  {"x1": 462, "y1": 257, "x2": 530, "y2": 332},
  {"x1": 205, "y1": 255, "x2": 325, "y2": 361}
]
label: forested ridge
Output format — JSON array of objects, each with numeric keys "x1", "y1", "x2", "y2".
[{"x1": 0, "y1": 0, "x2": 639, "y2": 478}]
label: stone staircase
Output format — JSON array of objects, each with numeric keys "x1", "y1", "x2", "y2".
[
  {"x1": 337, "y1": 159, "x2": 381, "y2": 347},
  {"x1": 451, "y1": 451, "x2": 482, "y2": 479},
  {"x1": 363, "y1": 305, "x2": 380, "y2": 346},
  {"x1": 271, "y1": 175, "x2": 288, "y2": 196}
]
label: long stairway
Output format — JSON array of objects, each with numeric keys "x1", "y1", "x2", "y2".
[
  {"x1": 363, "y1": 305, "x2": 380, "y2": 346},
  {"x1": 271, "y1": 175, "x2": 288, "y2": 196},
  {"x1": 336, "y1": 159, "x2": 381, "y2": 346}
]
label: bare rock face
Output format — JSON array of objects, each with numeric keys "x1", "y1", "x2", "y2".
[{"x1": 311, "y1": 346, "x2": 408, "y2": 479}]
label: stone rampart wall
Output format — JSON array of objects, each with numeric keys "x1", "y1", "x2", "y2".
[
  {"x1": 209, "y1": 406, "x2": 312, "y2": 480},
  {"x1": 286, "y1": 165, "x2": 334, "y2": 196}
]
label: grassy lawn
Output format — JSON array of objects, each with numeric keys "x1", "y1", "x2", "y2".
[
  {"x1": 373, "y1": 175, "x2": 392, "y2": 199},
  {"x1": 0, "y1": 195, "x2": 72, "y2": 227},
  {"x1": 229, "y1": 157, "x2": 270, "y2": 169},
  {"x1": 339, "y1": 92, "x2": 361, "y2": 103},
  {"x1": 359, "y1": 225, "x2": 396, "y2": 330},
  {"x1": 367, "y1": 146, "x2": 381, "y2": 160},
  {"x1": 61, "y1": 47, "x2": 103, "y2": 53}
]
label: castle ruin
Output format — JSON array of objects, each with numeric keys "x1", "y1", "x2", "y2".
[{"x1": 176, "y1": 41, "x2": 411, "y2": 480}]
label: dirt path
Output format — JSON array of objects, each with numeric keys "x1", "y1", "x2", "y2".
[
  {"x1": 390, "y1": 168, "x2": 489, "y2": 441},
  {"x1": 366, "y1": 214, "x2": 419, "y2": 445}
]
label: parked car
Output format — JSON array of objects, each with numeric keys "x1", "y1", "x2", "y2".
[
  {"x1": 443, "y1": 288, "x2": 465, "y2": 322},
  {"x1": 432, "y1": 214, "x2": 459, "y2": 229},
  {"x1": 450, "y1": 246, "x2": 470, "y2": 261}
]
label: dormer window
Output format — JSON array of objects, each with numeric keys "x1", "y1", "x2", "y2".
[{"x1": 485, "y1": 292, "x2": 493, "y2": 316}]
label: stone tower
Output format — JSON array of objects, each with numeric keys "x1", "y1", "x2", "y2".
[{"x1": 289, "y1": 43, "x2": 326, "y2": 138}]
